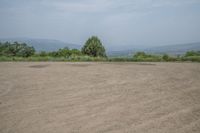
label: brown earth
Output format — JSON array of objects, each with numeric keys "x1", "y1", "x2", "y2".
[{"x1": 0, "y1": 62, "x2": 200, "y2": 133}]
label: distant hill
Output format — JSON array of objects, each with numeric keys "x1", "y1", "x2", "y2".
[
  {"x1": 0, "y1": 38, "x2": 81, "y2": 51},
  {"x1": 107, "y1": 50, "x2": 136, "y2": 57},
  {"x1": 145, "y1": 42, "x2": 200, "y2": 55},
  {"x1": 108, "y1": 42, "x2": 200, "y2": 56}
]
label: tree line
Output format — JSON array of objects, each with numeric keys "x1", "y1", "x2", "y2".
[
  {"x1": 0, "y1": 36, "x2": 106, "y2": 58},
  {"x1": 0, "y1": 41, "x2": 35, "y2": 57},
  {"x1": 0, "y1": 36, "x2": 200, "y2": 62}
]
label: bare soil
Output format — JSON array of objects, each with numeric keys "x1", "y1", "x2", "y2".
[{"x1": 0, "y1": 62, "x2": 200, "y2": 133}]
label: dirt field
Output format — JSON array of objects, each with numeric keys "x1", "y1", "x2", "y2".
[{"x1": 0, "y1": 62, "x2": 200, "y2": 133}]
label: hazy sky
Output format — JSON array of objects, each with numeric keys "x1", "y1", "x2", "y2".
[{"x1": 0, "y1": 0, "x2": 200, "y2": 50}]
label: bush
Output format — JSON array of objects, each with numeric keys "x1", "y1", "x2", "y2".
[
  {"x1": 0, "y1": 42, "x2": 35, "y2": 57},
  {"x1": 162, "y1": 54, "x2": 169, "y2": 61},
  {"x1": 133, "y1": 52, "x2": 162, "y2": 62},
  {"x1": 185, "y1": 51, "x2": 200, "y2": 57},
  {"x1": 181, "y1": 51, "x2": 200, "y2": 62},
  {"x1": 133, "y1": 52, "x2": 147, "y2": 58},
  {"x1": 39, "y1": 51, "x2": 48, "y2": 57},
  {"x1": 181, "y1": 56, "x2": 200, "y2": 62}
]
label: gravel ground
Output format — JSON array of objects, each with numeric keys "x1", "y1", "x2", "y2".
[{"x1": 0, "y1": 62, "x2": 200, "y2": 133}]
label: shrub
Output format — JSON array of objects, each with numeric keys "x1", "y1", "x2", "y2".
[
  {"x1": 162, "y1": 54, "x2": 169, "y2": 61},
  {"x1": 181, "y1": 56, "x2": 200, "y2": 62},
  {"x1": 185, "y1": 51, "x2": 200, "y2": 57},
  {"x1": 39, "y1": 51, "x2": 48, "y2": 57},
  {"x1": 0, "y1": 42, "x2": 35, "y2": 57},
  {"x1": 133, "y1": 52, "x2": 162, "y2": 62}
]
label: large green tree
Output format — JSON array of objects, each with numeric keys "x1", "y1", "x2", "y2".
[
  {"x1": 81, "y1": 36, "x2": 106, "y2": 57},
  {"x1": 0, "y1": 42, "x2": 35, "y2": 57}
]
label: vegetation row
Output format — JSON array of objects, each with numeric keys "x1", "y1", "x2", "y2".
[{"x1": 0, "y1": 36, "x2": 200, "y2": 62}]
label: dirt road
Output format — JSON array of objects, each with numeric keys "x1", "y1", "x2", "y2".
[{"x1": 0, "y1": 62, "x2": 200, "y2": 133}]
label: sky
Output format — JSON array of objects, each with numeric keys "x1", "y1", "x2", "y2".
[{"x1": 0, "y1": 0, "x2": 200, "y2": 50}]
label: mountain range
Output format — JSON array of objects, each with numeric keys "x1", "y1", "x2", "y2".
[{"x1": 108, "y1": 42, "x2": 200, "y2": 56}]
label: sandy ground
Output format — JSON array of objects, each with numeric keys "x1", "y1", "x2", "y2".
[{"x1": 0, "y1": 62, "x2": 200, "y2": 133}]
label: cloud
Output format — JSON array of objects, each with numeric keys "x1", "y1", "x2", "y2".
[
  {"x1": 1, "y1": 0, "x2": 200, "y2": 15},
  {"x1": 0, "y1": 0, "x2": 200, "y2": 48},
  {"x1": 151, "y1": 0, "x2": 200, "y2": 7},
  {"x1": 38, "y1": 0, "x2": 200, "y2": 14}
]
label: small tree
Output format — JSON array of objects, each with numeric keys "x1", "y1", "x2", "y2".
[
  {"x1": 162, "y1": 54, "x2": 169, "y2": 61},
  {"x1": 81, "y1": 36, "x2": 106, "y2": 57}
]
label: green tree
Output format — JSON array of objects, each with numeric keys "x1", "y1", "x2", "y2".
[
  {"x1": 0, "y1": 42, "x2": 6, "y2": 56},
  {"x1": 162, "y1": 54, "x2": 169, "y2": 61},
  {"x1": 0, "y1": 42, "x2": 35, "y2": 57},
  {"x1": 57, "y1": 47, "x2": 71, "y2": 57},
  {"x1": 71, "y1": 49, "x2": 82, "y2": 56},
  {"x1": 81, "y1": 36, "x2": 106, "y2": 57},
  {"x1": 19, "y1": 44, "x2": 35, "y2": 57}
]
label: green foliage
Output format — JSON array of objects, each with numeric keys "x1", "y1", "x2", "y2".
[
  {"x1": 71, "y1": 49, "x2": 82, "y2": 56},
  {"x1": 39, "y1": 51, "x2": 48, "y2": 57},
  {"x1": 1, "y1": 41, "x2": 200, "y2": 62},
  {"x1": 57, "y1": 48, "x2": 71, "y2": 57},
  {"x1": 48, "y1": 52, "x2": 58, "y2": 57},
  {"x1": 133, "y1": 52, "x2": 147, "y2": 58},
  {"x1": 181, "y1": 51, "x2": 200, "y2": 62},
  {"x1": 185, "y1": 51, "x2": 200, "y2": 57},
  {"x1": 0, "y1": 55, "x2": 107, "y2": 62},
  {"x1": 108, "y1": 57, "x2": 134, "y2": 62},
  {"x1": 162, "y1": 54, "x2": 169, "y2": 61},
  {"x1": 0, "y1": 56, "x2": 13, "y2": 61},
  {"x1": 181, "y1": 56, "x2": 200, "y2": 62},
  {"x1": 36, "y1": 48, "x2": 82, "y2": 59},
  {"x1": 81, "y1": 36, "x2": 106, "y2": 57},
  {"x1": 0, "y1": 42, "x2": 35, "y2": 57},
  {"x1": 133, "y1": 52, "x2": 162, "y2": 62}
]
